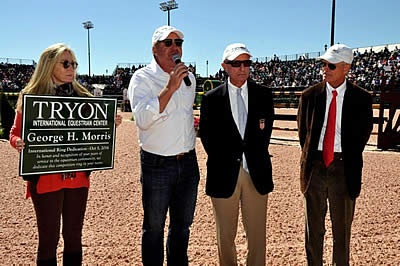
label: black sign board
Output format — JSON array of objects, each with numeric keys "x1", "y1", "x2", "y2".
[{"x1": 20, "y1": 95, "x2": 117, "y2": 176}]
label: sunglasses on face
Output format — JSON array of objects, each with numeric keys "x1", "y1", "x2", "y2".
[
  {"x1": 320, "y1": 61, "x2": 337, "y2": 70},
  {"x1": 159, "y1": 39, "x2": 184, "y2": 47},
  {"x1": 60, "y1": 60, "x2": 78, "y2": 70},
  {"x1": 225, "y1": 60, "x2": 252, "y2": 67}
]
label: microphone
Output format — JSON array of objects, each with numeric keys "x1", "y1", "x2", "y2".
[{"x1": 172, "y1": 54, "x2": 192, "y2": 86}]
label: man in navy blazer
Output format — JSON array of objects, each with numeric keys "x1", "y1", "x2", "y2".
[
  {"x1": 297, "y1": 44, "x2": 373, "y2": 265},
  {"x1": 200, "y1": 43, "x2": 274, "y2": 266}
]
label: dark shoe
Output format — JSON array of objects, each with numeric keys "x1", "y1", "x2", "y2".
[
  {"x1": 63, "y1": 252, "x2": 82, "y2": 266},
  {"x1": 37, "y1": 257, "x2": 57, "y2": 266}
]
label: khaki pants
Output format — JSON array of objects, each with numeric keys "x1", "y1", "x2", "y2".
[
  {"x1": 211, "y1": 166, "x2": 268, "y2": 266},
  {"x1": 305, "y1": 153, "x2": 355, "y2": 266}
]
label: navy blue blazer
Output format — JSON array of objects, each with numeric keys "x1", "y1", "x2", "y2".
[{"x1": 200, "y1": 79, "x2": 274, "y2": 198}]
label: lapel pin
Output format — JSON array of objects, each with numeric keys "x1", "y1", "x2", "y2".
[{"x1": 259, "y1": 119, "x2": 265, "y2": 130}]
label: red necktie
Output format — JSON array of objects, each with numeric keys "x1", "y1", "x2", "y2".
[{"x1": 323, "y1": 90, "x2": 338, "y2": 167}]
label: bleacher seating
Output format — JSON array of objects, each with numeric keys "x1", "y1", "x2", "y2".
[
  {"x1": 1, "y1": 44, "x2": 399, "y2": 96},
  {"x1": 214, "y1": 45, "x2": 400, "y2": 92},
  {"x1": 0, "y1": 63, "x2": 34, "y2": 92}
]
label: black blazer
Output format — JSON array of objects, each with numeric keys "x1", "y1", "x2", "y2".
[
  {"x1": 297, "y1": 81, "x2": 373, "y2": 199},
  {"x1": 200, "y1": 79, "x2": 274, "y2": 198}
]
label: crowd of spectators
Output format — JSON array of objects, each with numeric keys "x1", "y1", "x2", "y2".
[
  {"x1": 250, "y1": 58, "x2": 322, "y2": 89},
  {"x1": 214, "y1": 46, "x2": 400, "y2": 92},
  {"x1": 78, "y1": 63, "x2": 196, "y2": 95},
  {"x1": 2, "y1": 46, "x2": 399, "y2": 95},
  {"x1": 77, "y1": 64, "x2": 147, "y2": 95},
  {"x1": 0, "y1": 63, "x2": 147, "y2": 95},
  {"x1": 349, "y1": 46, "x2": 400, "y2": 90},
  {"x1": 213, "y1": 58, "x2": 323, "y2": 90},
  {"x1": 0, "y1": 63, "x2": 34, "y2": 92}
]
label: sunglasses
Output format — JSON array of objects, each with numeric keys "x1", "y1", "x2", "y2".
[
  {"x1": 320, "y1": 61, "x2": 337, "y2": 70},
  {"x1": 60, "y1": 60, "x2": 78, "y2": 70},
  {"x1": 159, "y1": 39, "x2": 184, "y2": 47},
  {"x1": 225, "y1": 60, "x2": 252, "y2": 67}
]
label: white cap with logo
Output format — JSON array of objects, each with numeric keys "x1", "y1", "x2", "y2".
[
  {"x1": 152, "y1": 25, "x2": 184, "y2": 46},
  {"x1": 318, "y1": 44, "x2": 353, "y2": 64},
  {"x1": 222, "y1": 43, "x2": 252, "y2": 63}
]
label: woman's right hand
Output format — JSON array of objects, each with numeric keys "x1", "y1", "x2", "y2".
[{"x1": 15, "y1": 138, "x2": 25, "y2": 153}]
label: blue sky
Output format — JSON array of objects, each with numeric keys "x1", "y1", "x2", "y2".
[{"x1": 1, "y1": 0, "x2": 399, "y2": 77}]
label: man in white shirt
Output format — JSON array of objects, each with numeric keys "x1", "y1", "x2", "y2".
[
  {"x1": 128, "y1": 25, "x2": 199, "y2": 265},
  {"x1": 297, "y1": 44, "x2": 373, "y2": 265},
  {"x1": 122, "y1": 87, "x2": 129, "y2": 112},
  {"x1": 93, "y1": 86, "x2": 103, "y2": 97}
]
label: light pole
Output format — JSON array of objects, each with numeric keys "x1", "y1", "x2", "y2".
[
  {"x1": 159, "y1": 0, "x2": 178, "y2": 26},
  {"x1": 330, "y1": 0, "x2": 336, "y2": 46},
  {"x1": 206, "y1": 60, "x2": 209, "y2": 78},
  {"x1": 82, "y1": 21, "x2": 94, "y2": 77}
]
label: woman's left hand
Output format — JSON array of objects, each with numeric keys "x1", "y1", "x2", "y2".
[
  {"x1": 15, "y1": 138, "x2": 25, "y2": 153},
  {"x1": 115, "y1": 114, "x2": 122, "y2": 127}
]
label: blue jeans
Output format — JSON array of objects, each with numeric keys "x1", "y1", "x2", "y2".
[{"x1": 140, "y1": 149, "x2": 200, "y2": 266}]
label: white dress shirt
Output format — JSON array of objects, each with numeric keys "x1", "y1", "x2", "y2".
[
  {"x1": 227, "y1": 79, "x2": 249, "y2": 134},
  {"x1": 318, "y1": 80, "x2": 347, "y2": 152},
  {"x1": 127, "y1": 58, "x2": 196, "y2": 156},
  {"x1": 227, "y1": 78, "x2": 249, "y2": 172}
]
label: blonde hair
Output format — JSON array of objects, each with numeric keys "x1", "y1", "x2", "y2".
[{"x1": 16, "y1": 43, "x2": 92, "y2": 112}]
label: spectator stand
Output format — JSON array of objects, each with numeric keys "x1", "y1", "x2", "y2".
[
  {"x1": 0, "y1": 58, "x2": 35, "y2": 139},
  {"x1": 114, "y1": 63, "x2": 148, "y2": 90},
  {"x1": 1, "y1": 58, "x2": 35, "y2": 92},
  {"x1": 115, "y1": 62, "x2": 198, "y2": 111}
]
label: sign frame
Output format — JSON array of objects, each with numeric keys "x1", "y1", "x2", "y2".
[{"x1": 19, "y1": 95, "x2": 117, "y2": 176}]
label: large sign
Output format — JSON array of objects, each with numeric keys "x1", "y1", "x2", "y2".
[{"x1": 20, "y1": 95, "x2": 117, "y2": 176}]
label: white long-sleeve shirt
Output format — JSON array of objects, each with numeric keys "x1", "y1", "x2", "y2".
[{"x1": 127, "y1": 58, "x2": 196, "y2": 156}]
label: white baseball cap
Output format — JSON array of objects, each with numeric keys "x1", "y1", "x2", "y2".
[
  {"x1": 152, "y1": 25, "x2": 184, "y2": 46},
  {"x1": 222, "y1": 43, "x2": 252, "y2": 62},
  {"x1": 318, "y1": 44, "x2": 353, "y2": 64}
]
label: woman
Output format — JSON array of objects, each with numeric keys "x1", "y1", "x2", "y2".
[{"x1": 9, "y1": 43, "x2": 122, "y2": 265}]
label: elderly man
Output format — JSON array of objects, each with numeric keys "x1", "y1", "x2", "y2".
[
  {"x1": 200, "y1": 43, "x2": 274, "y2": 265},
  {"x1": 297, "y1": 44, "x2": 373, "y2": 265},
  {"x1": 128, "y1": 25, "x2": 199, "y2": 265}
]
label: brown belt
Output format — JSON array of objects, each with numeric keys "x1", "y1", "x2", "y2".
[
  {"x1": 148, "y1": 149, "x2": 195, "y2": 160},
  {"x1": 315, "y1": 151, "x2": 342, "y2": 160},
  {"x1": 176, "y1": 152, "x2": 186, "y2": 160}
]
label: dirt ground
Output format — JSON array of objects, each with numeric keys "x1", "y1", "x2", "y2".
[{"x1": 1, "y1": 111, "x2": 399, "y2": 265}]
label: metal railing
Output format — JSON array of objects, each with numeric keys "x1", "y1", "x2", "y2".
[
  {"x1": 116, "y1": 63, "x2": 149, "y2": 69},
  {"x1": 253, "y1": 52, "x2": 324, "y2": 63},
  {"x1": 115, "y1": 61, "x2": 197, "y2": 74},
  {"x1": 0, "y1": 58, "x2": 35, "y2": 65},
  {"x1": 252, "y1": 42, "x2": 400, "y2": 63}
]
